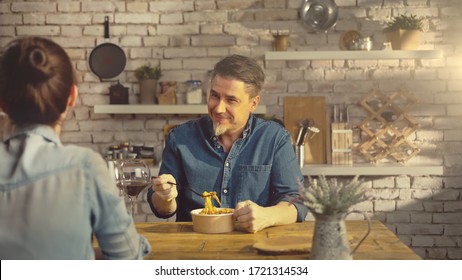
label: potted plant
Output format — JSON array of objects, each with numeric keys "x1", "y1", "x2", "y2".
[
  {"x1": 135, "y1": 64, "x2": 162, "y2": 104},
  {"x1": 383, "y1": 14, "x2": 424, "y2": 50},
  {"x1": 298, "y1": 175, "x2": 371, "y2": 259}
]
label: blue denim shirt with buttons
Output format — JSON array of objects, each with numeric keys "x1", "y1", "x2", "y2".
[{"x1": 147, "y1": 114, "x2": 308, "y2": 222}]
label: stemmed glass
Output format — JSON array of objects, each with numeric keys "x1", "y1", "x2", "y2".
[
  {"x1": 120, "y1": 159, "x2": 151, "y2": 216},
  {"x1": 108, "y1": 160, "x2": 125, "y2": 197}
]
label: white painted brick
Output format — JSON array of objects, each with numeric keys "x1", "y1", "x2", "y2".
[
  {"x1": 23, "y1": 13, "x2": 45, "y2": 25},
  {"x1": 164, "y1": 47, "x2": 206, "y2": 58},
  {"x1": 217, "y1": 0, "x2": 261, "y2": 9},
  {"x1": 120, "y1": 36, "x2": 142, "y2": 47},
  {"x1": 92, "y1": 132, "x2": 115, "y2": 143},
  {"x1": 200, "y1": 24, "x2": 224, "y2": 34},
  {"x1": 412, "y1": 236, "x2": 434, "y2": 247},
  {"x1": 61, "y1": 26, "x2": 83, "y2": 37},
  {"x1": 16, "y1": 26, "x2": 60, "y2": 36},
  {"x1": 183, "y1": 58, "x2": 217, "y2": 70},
  {"x1": 399, "y1": 189, "x2": 412, "y2": 200},
  {"x1": 144, "y1": 36, "x2": 169, "y2": 47},
  {"x1": 185, "y1": 11, "x2": 227, "y2": 23},
  {"x1": 435, "y1": 236, "x2": 457, "y2": 247},
  {"x1": 375, "y1": 200, "x2": 396, "y2": 211},
  {"x1": 397, "y1": 199, "x2": 424, "y2": 211},
  {"x1": 325, "y1": 69, "x2": 346, "y2": 80},
  {"x1": 411, "y1": 212, "x2": 433, "y2": 223},
  {"x1": 47, "y1": 13, "x2": 92, "y2": 25},
  {"x1": 236, "y1": 36, "x2": 259, "y2": 46},
  {"x1": 0, "y1": 26, "x2": 14, "y2": 36},
  {"x1": 448, "y1": 248, "x2": 462, "y2": 260},
  {"x1": 372, "y1": 177, "x2": 395, "y2": 188},
  {"x1": 195, "y1": 0, "x2": 216, "y2": 11},
  {"x1": 191, "y1": 35, "x2": 235, "y2": 47},
  {"x1": 61, "y1": 131, "x2": 92, "y2": 143},
  {"x1": 412, "y1": 189, "x2": 433, "y2": 200},
  {"x1": 81, "y1": 1, "x2": 117, "y2": 12},
  {"x1": 57, "y1": 2, "x2": 81, "y2": 12},
  {"x1": 387, "y1": 212, "x2": 410, "y2": 223},
  {"x1": 423, "y1": 201, "x2": 444, "y2": 212},
  {"x1": 433, "y1": 190, "x2": 460, "y2": 201},
  {"x1": 157, "y1": 24, "x2": 199, "y2": 35},
  {"x1": 12, "y1": 2, "x2": 56, "y2": 12},
  {"x1": 115, "y1": 14, "x2": 159, "y2": 24},
  {"x1": 122, "y1": 120, "x2": 145, "y2": 131},
  {"x1": 397, "y1": 224, "x2": 444, "y2": 235},
  {"x1": 412, "y1": 177, "x2": 444, "y2": 189},
  {"x1": 288, "y1": 81, "x2": 309, "y2": 93},
  {"x1": 126, "y1": 2, "x2": 148, "y2": 12},
  {"x1": 427, "y1": 248, "x2": 447, "y2": 259},
  {"x1": 282, "y1": 69, "x2": 303, "y2": 81},
  {"x1": 160, "y1": 13, "x2": 183, "y2": 25},
  {"x1": 434, "y1": 213, "x2": 462, "y2": 223},
  {"x1": 127, "y1": 25, "x2": 149, "y2": 36},
  {"x1": 150, "y1": 1, "x2": 194, "y2": 12}
]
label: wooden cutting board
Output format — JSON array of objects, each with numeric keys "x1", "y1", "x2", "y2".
[{"x1": 284, "y1": 96, "x2": 327, "y2": 164}]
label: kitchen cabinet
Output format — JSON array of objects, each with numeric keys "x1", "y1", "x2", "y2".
[
  {"x1": 265, "y1": 50, "x2": 443, "y2": 61},
  {"x1": 93, "y1": 104, "x2": 267, "y2": 115}
]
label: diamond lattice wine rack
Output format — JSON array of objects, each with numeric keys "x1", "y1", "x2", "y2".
[{"x1": 358, "y1": 88, "x2": 420, "y2": 164}]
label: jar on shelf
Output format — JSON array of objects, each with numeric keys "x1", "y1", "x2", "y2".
[{"x1": 185, "y1": 80, "x2": 203, "y2": 104}]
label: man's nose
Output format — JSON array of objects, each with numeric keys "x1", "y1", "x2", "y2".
[{"x1": 215, "y1": 99, "x2": 226, "y2": 113}]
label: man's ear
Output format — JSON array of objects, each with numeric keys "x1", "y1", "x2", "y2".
[
  {"x1": 250, "y1": 95, "x2": 260, "y2": 112},
  {"x1": 67, "y1": 84, "x2": 78, "y2": 107}
]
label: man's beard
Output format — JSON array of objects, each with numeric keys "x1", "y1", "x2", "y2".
[{"x1": 213, "y1": 122, "x2": 228, "y2": 136}]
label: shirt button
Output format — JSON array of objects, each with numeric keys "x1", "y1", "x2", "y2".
[
  {"x1": 225, "y1": 162, "x2": 230, "y2": 167},
  {"x1": 216, "y1": 145, "x2": 221, "y2": 149},
  {"x1": 212, "y1": 136, "x2": 217, "y2": 141},
  {"x1": 223, "y1": 188, "x2": 229, "y2": 194}
]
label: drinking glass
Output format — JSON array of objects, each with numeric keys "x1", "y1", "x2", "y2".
[
  {"x1": 107, "y1": 160, "x2": 125, "y2": 197},
  {"x1": 120, "y1": 159, "x2": 151, "y2": 216}
]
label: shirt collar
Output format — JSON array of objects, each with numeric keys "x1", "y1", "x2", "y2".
[{"x1": 7, "y1": 125, "x2": 61, "y2": 145}]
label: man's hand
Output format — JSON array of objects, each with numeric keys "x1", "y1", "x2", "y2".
[
  {"x1": 233, "y1": 200, "x2": 274, "y2": 233},
  {"x1": 150, "y1": 174, "x2": 177, "y2": 215}
]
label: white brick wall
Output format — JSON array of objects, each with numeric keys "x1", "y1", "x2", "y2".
[{"x1": 0, "y1": 0, "x2": 461, "y2": 260}]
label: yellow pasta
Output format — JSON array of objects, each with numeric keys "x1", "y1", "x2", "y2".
[{"x1": 199, "y1": 191, "x2": 233, "y2": 215}]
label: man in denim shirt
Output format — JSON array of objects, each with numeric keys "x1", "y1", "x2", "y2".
[{"x1": 148, "y1": 55, "x2": 308, "y2": 233}]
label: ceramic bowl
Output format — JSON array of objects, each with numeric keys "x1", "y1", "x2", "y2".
[{"x1": 191, "y1": 208, "x2": 235, "y2": 234}]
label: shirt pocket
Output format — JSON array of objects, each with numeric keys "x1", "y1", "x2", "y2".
[{"x1": 237, "y1": 165, "x2": 272, "y2": 204}]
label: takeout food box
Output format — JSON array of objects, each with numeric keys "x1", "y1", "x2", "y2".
[{"x1": 191, "y1": 208, "x2": 234, "y2": 234}]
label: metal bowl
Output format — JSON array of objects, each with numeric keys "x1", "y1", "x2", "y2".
[
  {"x1": 301, "y1": 0, "x2": 338, "y2": 33},
  {"x1": 349, "y1": 36, "x2": 374, "y2": 51}
]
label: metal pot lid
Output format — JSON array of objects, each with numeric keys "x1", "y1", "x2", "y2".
[{"x1": 301, "y1": 0, "x2": 338, "y2": 33}]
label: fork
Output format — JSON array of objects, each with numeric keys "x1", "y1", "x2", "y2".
[{"x1": 151, "y1": 176, "x2": 204, "y2": 197}]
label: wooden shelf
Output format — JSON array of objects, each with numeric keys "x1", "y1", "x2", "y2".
[
  {"x1": 94, "y1": 104, "x2": 267, "y2": 115},
  {"x1": 301, "y1": 164, "x2": 443, "y2": 176},
  {"x1": 265, "y1": 50, "x2": 443, "y2": 61},
  {"x1": 150, "y1": 164, "x2": 442, "y2": 177}
]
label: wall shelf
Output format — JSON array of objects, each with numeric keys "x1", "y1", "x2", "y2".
[
  {"x1": 94, "y1": 104, "x2": 267, "y2": 115},
  {"x1": 265, "y1": 50, "x2": 443, "y2": 61},
  {"x1": 150, "y1": 164, "x2": 442, "y2": 177}
]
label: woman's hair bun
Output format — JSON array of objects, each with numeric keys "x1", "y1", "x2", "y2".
[{"x1": 27, "y1": 47, "x2": 52, "y2": 80}]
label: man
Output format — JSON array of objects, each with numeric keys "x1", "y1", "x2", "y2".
[{"x1": 147, "y1": 54, "x2": 308, "y2": 233}]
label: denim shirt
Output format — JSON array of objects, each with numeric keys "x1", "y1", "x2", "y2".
[
  {"x1": 147, "y1": 114, "x2": 308, "y2": 222},
  {"x1": 0, "y1": 125, "x2": 150, "y2": 259}
]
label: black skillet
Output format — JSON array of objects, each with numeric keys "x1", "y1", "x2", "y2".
[{"x1": 88, "y1": 16, "x2": 126, "y2": 80}]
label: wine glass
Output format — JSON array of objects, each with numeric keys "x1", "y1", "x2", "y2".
[
  {"x1": 120, "y1": 159, "x2": 151, "y2": 216},
  {"x1": 107, "y1": 160, "x2": 125, "y2": 197}
]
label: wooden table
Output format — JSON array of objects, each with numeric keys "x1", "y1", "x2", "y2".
[{"x1": 133, "y1": 220, "x2": 420, "y2": 260}]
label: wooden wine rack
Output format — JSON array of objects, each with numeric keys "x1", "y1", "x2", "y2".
[{"x1": 357, "y1": 88, "x2": 420, "y2": 164}]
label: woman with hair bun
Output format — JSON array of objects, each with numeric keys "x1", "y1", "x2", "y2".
[{"x1": 0, "y1": 37, "x2": 150, "y2": 260}]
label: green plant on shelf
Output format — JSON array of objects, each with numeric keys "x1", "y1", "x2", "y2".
[
  {"x1": 135, "y1": 64, "x2": 162, "y2": 81},
  {"x1": 383, "y1": 13, "x2": 424, "y2": 32}
]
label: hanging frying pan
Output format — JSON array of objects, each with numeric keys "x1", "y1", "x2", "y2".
[
  {"x1": 89, "y1": 16, "x2": 126, "y2": 80},
  {"x1": 301, "y1": 0, "x2": 338, "y2": 33}
]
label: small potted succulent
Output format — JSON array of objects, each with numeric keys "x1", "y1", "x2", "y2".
[
  {"x1": 383, "y1": 14, "x2": 424, "y2": 50},
  {"x1": 135, "y1": 64, "x2": 162, "y2": 104}
]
